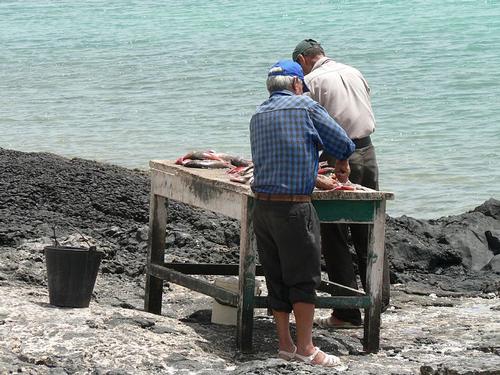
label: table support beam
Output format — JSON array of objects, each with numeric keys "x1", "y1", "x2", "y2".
[
  {"x1": 144, "y1": 193, "x2": 167, "y2": 314},
  {"x1": 237, "y1": 196, "x2": 256, "y2": 353},
  {"x1": 363, "y1": 200, "x2": 386, "y2": 353},
  {"x1": 149, "y1": 264, "x2": 239, "y2": 307},
  {"x1": 253, "y1": 296, "x2": 371, "y2": 309}
]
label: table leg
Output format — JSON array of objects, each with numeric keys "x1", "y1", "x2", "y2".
[
  {"x1": 237, "y1": 196, "x2": 256, "y2": 353},
  {"x1": 363, "y1": 200, "x2": 386, "y2": 353},
  {"x1": 144, "y1": 193, "x2": 168, "y2": 314}
]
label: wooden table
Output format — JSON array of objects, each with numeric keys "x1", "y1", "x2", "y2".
[{"x1": 144, "y1": 160, "x2": 394, "y2": 353}]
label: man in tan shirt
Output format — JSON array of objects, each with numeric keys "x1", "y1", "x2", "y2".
[{"x1": 292, "y1": 39, "x2": 390, "y2": 328}]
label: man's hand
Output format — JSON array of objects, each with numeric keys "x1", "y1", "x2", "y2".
[
  {"x1": 334, "y1": 159, "x2": 350, "y2": 183},
  {"x1": 315, "y1": 174, "x2": 337, "y2": 190}
]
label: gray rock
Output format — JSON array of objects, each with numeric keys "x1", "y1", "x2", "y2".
[
  {"x1": 150, "y1": 325, "x2": 180, "y2": 335},
  {"x1": 483, "y1": 254, "x2": 500, "y2": 273},
  {"x1": 131, "y1": 316, "x2": 155, "y2": 328},
  {"x1": 485, "y1": 230, "x2": 500, "y2": 255}
]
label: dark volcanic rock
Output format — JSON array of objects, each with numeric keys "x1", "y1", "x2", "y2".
[
  {"x1": 484, "y1": 254, "x2": 500, "y2": 273},
  {"x1": 1, "y1": 147, "x2": 499, "y2": 295},
  {"x1": 385, "y1": 199, "x2": 500, "y2": 294},
  {"x1": 0, "y1": 148, "x2": 239, "y2": 284},
  {"x1": 486, "y1": 230, "x2": 500, "y2": 255}
]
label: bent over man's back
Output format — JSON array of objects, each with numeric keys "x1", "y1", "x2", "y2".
[{"x1": 251, "y1": 93, "x2": 353, "y2": 195}]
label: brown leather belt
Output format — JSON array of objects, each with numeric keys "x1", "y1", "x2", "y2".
[{"x1": 254, "y1": 193, "x2": 311, "y2": 202}]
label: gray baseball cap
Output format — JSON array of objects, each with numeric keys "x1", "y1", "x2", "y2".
[{"x1": 292, "y1": 39, "x2": 323, "y2": 61}]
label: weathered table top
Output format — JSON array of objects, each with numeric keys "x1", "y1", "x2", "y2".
[{"x1": 150, "y1": 160, "x2": 394, "y2": 201}]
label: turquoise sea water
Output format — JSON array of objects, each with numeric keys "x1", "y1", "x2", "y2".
[{"x1": 1, "y1": 0, "x2": 499, "y2": 219}]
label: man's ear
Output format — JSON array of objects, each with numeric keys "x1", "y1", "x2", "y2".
[
  {"x1": 296, "y1": 54, "x2": 305, "y2": 67},
  {"x1": 291, "y1": 77, "x2": 303, "y2": 94}
]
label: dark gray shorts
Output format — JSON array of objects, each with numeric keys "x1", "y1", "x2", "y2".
[{"x1": 253, "y1": 200, "x2": 321, "y2": 312}]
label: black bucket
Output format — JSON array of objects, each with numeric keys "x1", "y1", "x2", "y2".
[{"x1": 44, "y1": 246, "x2": 103, "y2": 308}]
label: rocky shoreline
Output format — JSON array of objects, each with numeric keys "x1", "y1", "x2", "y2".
[{"x1": 0, "y1": 148, "x2": 499, "y2": 374}]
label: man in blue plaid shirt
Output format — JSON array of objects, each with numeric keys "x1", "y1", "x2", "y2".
[{"x1": 249, "y1": 59, "x2": 354, "y2": 367}]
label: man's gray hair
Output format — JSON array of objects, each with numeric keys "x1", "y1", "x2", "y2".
[
  {"x1": 266, "y1": 75, "x2": 295, "y2": 94},
  {"x1": 302, "y1": 45, "x2": 325, "y2": 58}
]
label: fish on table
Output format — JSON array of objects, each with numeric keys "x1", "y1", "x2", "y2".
[
  {"x1": 182, "y1": 159, "x2": 230, "y2": 169},
  {"x1": 175, "y1": 151, "x2": 366, "y2": 191},
  {"x1": 214, "y1": 153, "x2": 252, "y2": 167},
  {"x1": 226, "y1": 162, "x2": 362, "y2": 191},
  {"x1": 228, "y1": 164, "x2": 254, "y2": 184},
  {"x1": 175, "y1": 150, "x2": 252, "y2": 169},
  {"x1": 315, "y1": 164, "x2": 371, "y2": 191}
]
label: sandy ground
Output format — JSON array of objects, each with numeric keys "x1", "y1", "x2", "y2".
[{"x1": 1, "y1": 275, "x2": 499, "y2": 375}]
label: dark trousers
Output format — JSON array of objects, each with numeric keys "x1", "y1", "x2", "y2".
[
  {"x1": 320, "y1": 144, "x2": 390, "y2": 324},
  {"x1": 253, "y1": 200, "x2": 322, "y2": 313}
]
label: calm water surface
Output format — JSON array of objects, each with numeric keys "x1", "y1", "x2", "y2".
[{"x1": 1, "y1": 0, "x2": 499, "y2": 218}]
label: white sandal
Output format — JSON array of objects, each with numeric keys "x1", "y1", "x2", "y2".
[
  {"x1": 278, "y1": 345, "x2": 297, "y2": 361},
  {"x1": 295, "y1": 347, "x2": 342, "y2": 367}
]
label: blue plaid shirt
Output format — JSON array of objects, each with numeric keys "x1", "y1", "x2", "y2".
[{"x1": 250, "y1": 90, "x2": 355, "y2": 195}]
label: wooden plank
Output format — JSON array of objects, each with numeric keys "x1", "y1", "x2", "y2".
[
  {"x1": 318, "y1": 280, "x2": 366, "y2": 295},
  {"x1": 149, "y1": 160, "x2": 395, "y2": 202},
  {"x1": 144, "y1": 193, "x2": 167, "y2": 315},
  {"x1": 312, "y1": 189, "x2": 394, "y2": 201},
  {"x1": 164, "y1": 263, "x2": 265, "y2": 276},
  {"x1": 151, "y1": 264, "x2": 370, "y2": 309},
  {"x1": 313, "y1": 200, "x2": 376, "y2": 223},
  {"x1": 363, "y1": 200, "x2": 386, "y2": 353},
  {"x1": 150, "y1": 160, "x2": 251, "y2": 196},
  {"x1": 237, "y1": 196, "x2": 256, "y2": 353},
  {"x1": 148, "y1": 264, "x2": 239, "y2": 307},
  {"x1": 150, "y1": 169, "x2": 242, "y2": 220},
  {"x1": 253, "y1": 296, "x2": 371, "y2": 309}
]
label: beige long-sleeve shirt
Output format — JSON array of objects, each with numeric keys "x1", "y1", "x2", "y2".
[{"x1": 305, "y1": 56, "x2": 375, "y2": 140}]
